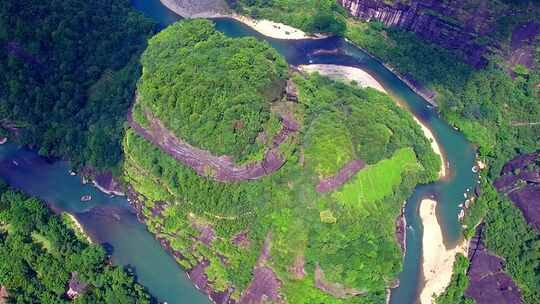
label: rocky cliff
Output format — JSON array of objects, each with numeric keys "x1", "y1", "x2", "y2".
[
  {"x1": 338, "y1": 0, "x2": 515, "y2": 66},
  {"x1": 159, "y1": 0, "x2": 228, "y2": 18}
]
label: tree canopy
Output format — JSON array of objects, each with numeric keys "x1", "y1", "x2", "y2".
[
  {"x1": 0, "y1": 180, "x2": 152, "y2": 303},
  {"x1": 135, "y1": 19, "x2": 288, "y2": 162},
  {"x1": 0, "y1": 0, "x2": 155, "y2": 172}
]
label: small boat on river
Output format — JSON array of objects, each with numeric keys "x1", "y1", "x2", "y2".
[{"x1": 80, "y1": 195, "x2": 92, "y2": 202}]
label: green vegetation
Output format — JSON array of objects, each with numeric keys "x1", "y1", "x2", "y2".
[
  {"x1": 342, "y1": 6, "x2": 540, "y2": 304},
  {"x1": 135, "y1": 19, "x2": 288, "y2": 162},
  {"x1": 482, "y1": 186, "x2": 540, "y2": 303},
  {"x1": 435, "y1": 254, "x2": 474, "y2": 304},
  {"x1": 0, "y1": 180, "x2": 152, "y2": 303},
  {"x1": 447, "y1": 182, "x2": 540, "y2": 303},
  {"x1": 0, "y1": 0, "x2": 155, "y2": 172},
  {"x1": 345, "y1": 20, "x2": 540, "y2": 174},
  {"x1": 303, "y1": 112, "x2": 355, "y2": 177},
  {"x1": 227, "y1": 0, "x2": 347, "y2": 35},
  {"x1": 124, "y1": 19, "x2": 439, "y2": 303},
  {"x1": 334, "y1": 147, "x2": 422, "y2": 208}
]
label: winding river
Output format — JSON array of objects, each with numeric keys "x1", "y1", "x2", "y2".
[{"x1": 0, "y1": 1, "x2": 478, "y2": 303}]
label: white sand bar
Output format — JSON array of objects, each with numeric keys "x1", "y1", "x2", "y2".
[
  {"x1": 230, "y1": 14, "x2": 323, "y2": 40},
  {"x1": 66, "y1": 213, "x2": 93, "y2": 244},
  {"x1": 159, "y1": 0, "x2": 324, "y2": 40},
  {"x1": 419, "y1": 199, "x2": 467, "y2": 304},
  {"x1": 298, "y1": 64, "x2": 387, "y2": 93}
]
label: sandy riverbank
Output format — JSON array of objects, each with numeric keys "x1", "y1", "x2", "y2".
[
  {"x1": 419, "y1": 199, "x2": 467, "y2": 304},
  {"x1": 298, "y1": 64, "x2": 386, "y2": 93},
  {"x1": 158, "y1": 0, "x2": 324, "y2": 40},
  {"x1": 65, "y1": 213, "x2": 93, "y2": 244},
  {"x1": 228, "y1": 14, "x2": 326, "y2": 40}
]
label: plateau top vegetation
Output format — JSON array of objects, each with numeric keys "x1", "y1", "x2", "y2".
[
  {"x1": 134, "y1": 19, "x2": 288, "y2": 163},
  {"x1": 125, "y1": 19, "x2": 440, "y2": 303}
]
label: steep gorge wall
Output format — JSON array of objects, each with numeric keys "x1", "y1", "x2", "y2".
[{"x1": 338, "y1": 0, "x2": 500, "y2": 66}]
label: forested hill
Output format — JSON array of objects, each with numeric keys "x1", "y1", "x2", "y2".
[
  {"x1": 0, "y1": 180, "x2": 152, "y2": 303},
  {"x1": 336, "y1": 3, "x2": 540, "y2": 304},
  {"x1": 0, "y1": 0, "x2": 155, "y2": 172},
  {"x1": 125, "y1": 19, "x2": 440, "y2": 303}
]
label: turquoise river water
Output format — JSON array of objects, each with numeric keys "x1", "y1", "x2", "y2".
[{"x1": 0, "y1": 1, "x2": 478, "y2": 303}]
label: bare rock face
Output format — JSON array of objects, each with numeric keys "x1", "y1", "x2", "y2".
[
  {"x1": 159, "y1": 0, "x2": 228, "y2": 18},
  {"x1": 508, "y1": 22, "x2": 540, "y2": 72},
  {"x1": 494, "y1": 150, "x2": 540, "y2": 232},
  {"x1": 465, "y1": 224, "x2": 524, "y2": 304},
  {"x1": 338, "y1": 0, "x2": 510, "y2": 67}
]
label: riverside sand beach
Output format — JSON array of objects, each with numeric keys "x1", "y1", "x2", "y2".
[
  {"x1": 65, "y1": 213, "x2": 93, "y2": 244},
  {"x1": 227, "y1": 14, "x2": 327, "y2": 40},
  {"x1": 159, "y1": 0, "x2": 323, "y2": 40},
  {"x1": 419, "y1": 199, "x2": 467, "y2": 304},
  {"x1": 298, "y1": 64, "x2": 387, "y2": 92}
]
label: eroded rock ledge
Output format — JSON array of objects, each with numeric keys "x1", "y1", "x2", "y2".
[
  {"x1": 338, "y1": 0, "x2": 496, "y2": 66},
  {"x1": 316, "y1": 160, "x2": 366, "y2": 192},
  {"x1": 127, "y1": 105, "x2": 299, "y2": 182},
  {"x1": 494, "y1": 150, "x2": 540, "y2": 232},
  {"x1": 465, "y1": 224, "x2": 523, "y2": 304}
]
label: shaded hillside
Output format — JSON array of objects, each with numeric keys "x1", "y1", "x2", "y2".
[
  {"x1": 124, "y1": 19, "x2": 439, "y2": 304},
  {"x1": 0, "y1": 0, "x2": 155, "y2": 171}
]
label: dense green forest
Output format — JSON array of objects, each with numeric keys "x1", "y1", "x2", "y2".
[
  {"x1": 227, "y1": 0, "x2": 347, "y2": 35},
  {"x1": 0, "y1": 180, "x2": 152, "y2": 303},
  {"x1": 0, "y1": 0, "x2": 155, "y2": 172},
  {"x1": 346, "y1": 20, "x2": 540, "y2": 174},
  {"x1": 342, "y1": 5, "x2": 540, "y2": 304},
  {"x1": 125, "y1": 19, "x2": 439, "y2": 303},
  {"x1": 135, "y1": 19, "x2": 288, "y2": 162}
]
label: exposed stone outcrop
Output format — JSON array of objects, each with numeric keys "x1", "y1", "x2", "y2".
[
  {"x1": 81, "y1": 168, "x2": 126, "y2": 196},
  {"x1": 508, "y1": 22, "x2": 540, "y2": 72},
  {"x1": 315, "y1": 159, "x2": 366, "y2": 192},
  {"x1": 494, "y1": 150, "x2": 540, "y2": 232},
  {"x1": 338, "y1": 0, "x2": 511, "y2": 66},
  {"x1": 239, "y1": 232, "x2": 283, "y2": 304},
  {"x1": 0, "y1": 286, "x2": 8, "y2": 304},
  {"x1": 187, "y1": 260, "x2": 236, "y2": 304},
  {"x1": 159, "y1": 0, "x2": 228, "y2": 18},
  {"x1": 465, "y1": 224, "x2": 523, "y2": 304},
  {"x1": 285, "y1": 79, "x2": 299, "y2": 102},
  {"x1": 395, "y1": 207, "x2": 406, "y2": 252},
  {"x1": 127, "y1": 104, "x2": 299, "y2": 182},
  {"x1": 66, "y1": 272, "x2": 88, "y2": 300}
]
